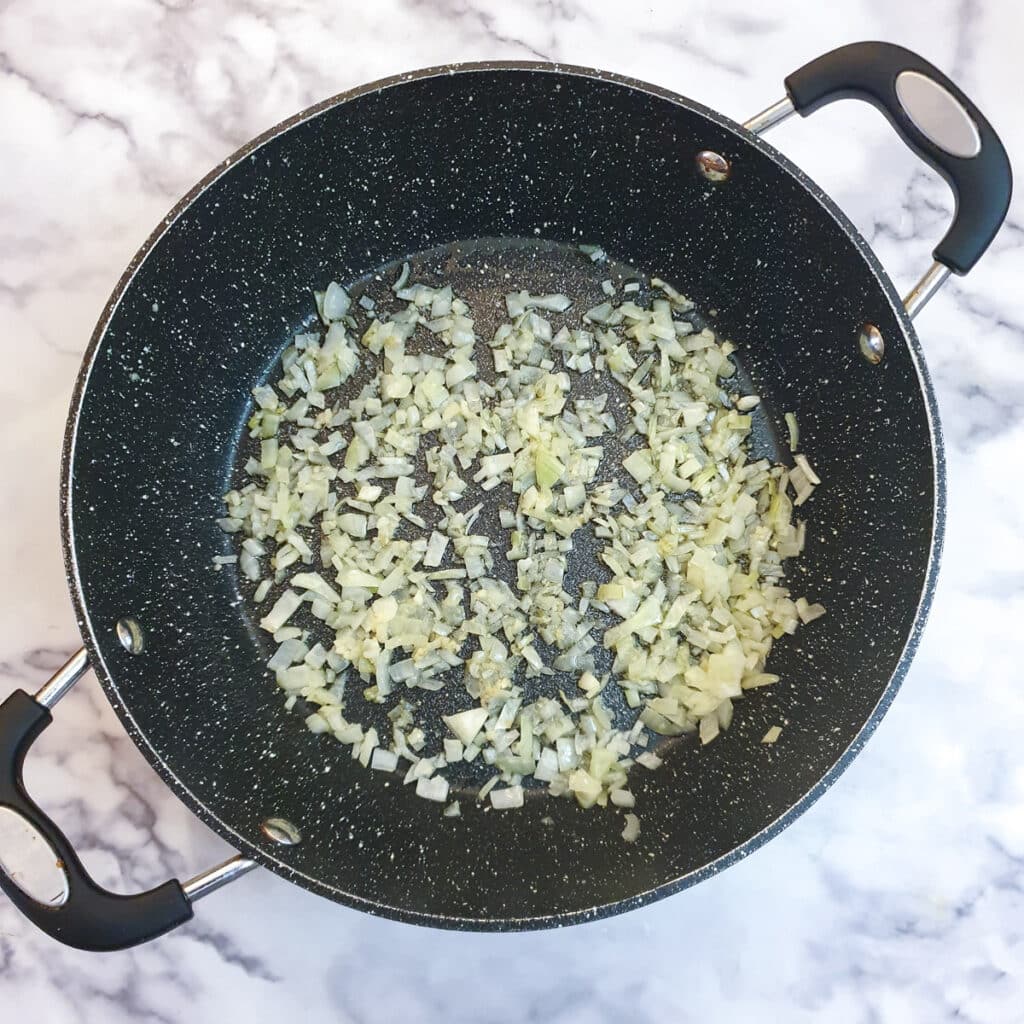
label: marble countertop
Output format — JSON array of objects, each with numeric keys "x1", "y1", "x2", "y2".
[{"x1": 2, "y1": 0, "x2": 1023, "y2": 1020}]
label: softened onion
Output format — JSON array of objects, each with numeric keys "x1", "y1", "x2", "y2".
[{"x1": 220, "y1": 256, "x2": 825, "y2": 837}]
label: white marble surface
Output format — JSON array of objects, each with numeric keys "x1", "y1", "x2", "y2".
[{"x1": 2, "y1": 0, "x2": 1023, "y2": 1019}]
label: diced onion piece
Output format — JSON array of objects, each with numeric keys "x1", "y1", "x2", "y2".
[
  {"x1": 650, "y1": 277, "x2": 691, "y2": 306},
  {"x1": 268, "y1": 638, "x2": 308, "y2": 670},
  {"x1": 338, "y1": 514, "x2": 368, "y2": 538},
  {"x1": 291, "y1": 572, "x2": 341, "y2": 603},
  {"x1": 623, "y1": 449, "x2": 654, "y2": 484},
  {"x1": 793, "y1": 453, "x2": 821, "y2": 486},
  {"x1": 477, "y1": 775, "x2": 500, "y2": 801},
  {"x1": 370, "y1": 748, "x2": 399, "y2": 772},
  {"x1": 305, "y1": 713, "x2": 330, "y2": 734},
  {"x1": 762, "y1": 725, "x2": 783, "y2": 744},
  {"x1": 534, "y1": 747, "x2": 559, "y2": 782},
  {"x1": 699, "y1": 714, "x2": 720, "y2": 745},
  {"x1": 260, "y1": 589, "x2": 302, "y2": 632},
  {"x1": 323, "y1": 281, "x2": 352, "y2": 320},
  {"x1": 423, "y1": 531, "x2": 449, "y2": 568},
  {"x1": 505, "y1": 291, "x2": 572, "y2": 317},
  {"x1": 392, "y1": 262, "x2": 410, "y2": 292},
  {"x1": 621, "y1": 813, "x2": 641, "y2": 843},
  {"x1": 785, "y1": 412, "x2": 799, "y2": 452},
  {"x1": 416, "y1": 776, "x2": 450, "y2": 802},
  {"x1": 490, "y1": 785, "x2": 524, "y2": 810},
  {"x1": 443, "y1": 707, "x2": 488, "y2": 746},
  {"x1": 796, "y1": 597, "x2": 826, "y2": 624}
]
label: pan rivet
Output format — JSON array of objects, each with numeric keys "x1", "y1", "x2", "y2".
[
  {"x1": 696, "y1": 150, "x2": 731, "y2": 182},
  {"x1": 858, "y1": 323, "x2": 885, "y2": 364},
  {"x1": 261, "y1": 817, "x2": 302, "y2": 845},
  {"x1": 115, "y1": 618, "x2": 145, "y2": 654}
]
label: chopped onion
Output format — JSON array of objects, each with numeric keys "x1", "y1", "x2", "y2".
[
  {"x1": 505, "y1": 291, "x2": 572, "y2": 317},
  {"x1": 796, "y1": 597, "x2": 826, "y2": 624},
  {"x1": 268, "y1": 638, "x2": 308, "y2": 670},
  {"x1": 623, "y1": 449, "x2": 654, "y2": 484},
  {"x1": 416, "y1": 775, "x2": 450, "y2": 802},
  {"x1": 221, "y1": 258, "x2": 822, "y2": 832},
  {"x1": 443, "y1": 707, "x2": 488, "y2": 746},
  {"x1": 699, "y1": 714, "x2": 720, "y2": 745},
  {"x1": 490, "y1": 785, "x2": 524, "y2": 810},
  {"x1": 785, "y1": 411, "x2": 799, "y2": 452},
  {"x1": 260, "y1": 589, "x2": 302, "y2": 632},
  {"x1": 371, "y1": 748, "x2": 399, "y2": 772},
  {"x1": 323, "y1": 281, "x2": 351, "y2": 320},
  {"x1": 793, "y1": 453, "x2": 821, "y2": 486},
  {"x1": 478, "y1": 775, "x2": 500, "y2": 801},
  {"x1": 423, "y1": 531, "x2": 449, "y2": 568}
]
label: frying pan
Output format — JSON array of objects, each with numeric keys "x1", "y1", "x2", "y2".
[{"x1": 0, "y1": 42, "x2": 1011, "y2": 951}]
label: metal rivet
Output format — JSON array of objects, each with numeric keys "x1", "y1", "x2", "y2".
[
  {"x1": 115, "y1": 618, "x2": 145, "y2": 654},
  {"x1": 696, "y1": 150, "x2": 731, "y2": 182},
  {"x1": 261, "y1": 818, "x2": 302, "y2": 845},
  {"x1": 858, "y1": 323, "x2": 885, "y2": 364},
  {"x1": 895, "y1": 71, "x2": 981, "y2": 159}
]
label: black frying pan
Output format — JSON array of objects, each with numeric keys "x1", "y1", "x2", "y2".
[{"x1": 0, "y1": 42, "x2": 1011, "y2": 950}]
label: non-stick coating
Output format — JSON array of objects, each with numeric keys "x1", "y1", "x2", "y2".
[{"x1": 62, "y1": 64, "x2": 941, "y2": 928}]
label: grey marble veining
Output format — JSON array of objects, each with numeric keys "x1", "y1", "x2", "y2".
[{"x1": 1, "y1": 0, "x2": 1022, "y2": 1020}]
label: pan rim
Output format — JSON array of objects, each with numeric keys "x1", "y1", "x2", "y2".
[{"x1": 59, "y1": 60, "x2": 945, "y2": 931}]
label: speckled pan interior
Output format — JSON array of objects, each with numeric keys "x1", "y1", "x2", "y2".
[{"x1": 61, "y1": 64, "x2": 942, "y2": 929}]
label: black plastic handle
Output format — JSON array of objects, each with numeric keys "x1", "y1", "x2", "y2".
[
  {"x1": 785, "y1": 41, "x2": 1012, "y2": 275},
  {"x1": 0, "y1": 688, "x2": 193, "y2": 951}
]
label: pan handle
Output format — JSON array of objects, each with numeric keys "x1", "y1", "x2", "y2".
[
  {"x1": 745, "y1": 41, "x2": 1011, "y2": 288},
  {"x1": 0, "y1": 650, "x2": 255, "y2": 951}
]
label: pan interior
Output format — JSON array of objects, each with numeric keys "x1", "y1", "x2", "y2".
[
  {"x1": 64, "y1": 65, "x2": 937, "y2": 927},
  {"x1": 227, "y1": 235, "x2": 789, "y2": 798}
]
